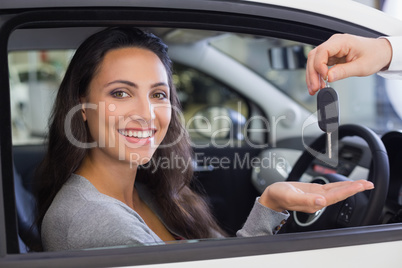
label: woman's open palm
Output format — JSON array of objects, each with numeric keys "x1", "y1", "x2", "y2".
[{"x1": 260, "y1": 180, "x2": 374, "y2": 213}]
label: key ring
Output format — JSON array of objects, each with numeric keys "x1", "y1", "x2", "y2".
[{"x1": 321, "y1": 75, "x2": 330, "y2": 88}]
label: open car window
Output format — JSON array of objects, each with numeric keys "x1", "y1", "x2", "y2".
[{"x1": 10, "y1": 31, "x2": 402, "y2": 148}]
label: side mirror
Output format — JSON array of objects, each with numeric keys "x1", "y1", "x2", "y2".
[
  {"x1": 268, "y1": 45, "x2": 312, "y2": 70},
  {"x1": 191, "y1": 106, "x2": 246, "y2": 140}
]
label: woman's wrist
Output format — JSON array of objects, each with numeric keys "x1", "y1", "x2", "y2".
[{"x1": 259, "y1": 184, "x2": 286, "y2": 213}]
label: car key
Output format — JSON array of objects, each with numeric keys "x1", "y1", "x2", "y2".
[{"x1": 317, "y1": 80, "x2": 339, "y2": 159}]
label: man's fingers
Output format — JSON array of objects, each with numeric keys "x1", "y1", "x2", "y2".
[
  {"x1": 327, "y1": 59, "x2": 367, "y2": 82},
  {"x1": 306, "y1": 48, "x2": 328, "y2": 95},
  {"x1": 306, "y1": 48, "x2": 319, "y2": 94},
  {"x1": 307, "y1": 33, "x2": 357, "y2": 94}
]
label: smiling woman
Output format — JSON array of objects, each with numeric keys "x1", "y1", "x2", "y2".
[{"x1": 33, "y1": 27, "x2": 227, "y2": 251}]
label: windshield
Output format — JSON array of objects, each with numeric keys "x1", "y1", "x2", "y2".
[{"x1": 210, "y1": 34, "x2": 402, "y2": 134}]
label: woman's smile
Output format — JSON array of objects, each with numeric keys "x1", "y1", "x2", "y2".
[{"x1": 118, "y1": 128, "x2": 157, "y2": 144}]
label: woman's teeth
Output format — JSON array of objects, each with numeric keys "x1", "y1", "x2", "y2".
[{"x1": 119, "y1": 130, "x2": 153, "y2": 138}]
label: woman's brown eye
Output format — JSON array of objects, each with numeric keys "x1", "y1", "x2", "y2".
[
  {"x1": 153, "y1": 92, "x2": 166, "y2": 99},
  {"x1": 112, "y1": 91, "x2": 129, "y2": 98}
]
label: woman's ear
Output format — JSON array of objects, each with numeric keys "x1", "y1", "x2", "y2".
[{"x1": 80, "y1": 97, "x2": 87, "y2": 122}]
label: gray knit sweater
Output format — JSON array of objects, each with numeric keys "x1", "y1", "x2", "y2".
[{"x1": 41, "y1": 174, "x2": 289, "y2": 251}]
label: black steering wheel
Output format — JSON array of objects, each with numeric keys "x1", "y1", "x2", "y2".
[{"x1": 282, "y1": 124, "x2": 389, "y2": 233}]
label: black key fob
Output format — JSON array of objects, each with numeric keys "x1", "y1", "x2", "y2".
[{"x1": 317, "y1": 87, "x2": 339, "y2": 133}]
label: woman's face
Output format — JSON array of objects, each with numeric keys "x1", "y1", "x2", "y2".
[{"x1": 82, "y1": 47, "x2": 171, "y2": 166}]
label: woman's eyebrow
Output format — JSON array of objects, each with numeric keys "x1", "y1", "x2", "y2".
[
  {"x1": 105, "y1": 80, "x2": 137, "y2": 88},
  {"x1": 151, "y1": 82, "x2": 169, "y2": 88},
  {"x1": 105, "y1": 80, "x2": 168, "y2": 89}
]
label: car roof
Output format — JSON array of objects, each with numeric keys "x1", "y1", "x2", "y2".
[{"x1": 1, "y1": 0, "x2": 402, "y2": 36}]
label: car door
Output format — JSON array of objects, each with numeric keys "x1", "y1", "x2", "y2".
[{"x1": 2, "y1": 1, "x2": 402, "y2": 267}]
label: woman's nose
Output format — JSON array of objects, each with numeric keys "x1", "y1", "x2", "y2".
[{"x1": 129, "y1": 96, "x2": 155, "y2": 126}]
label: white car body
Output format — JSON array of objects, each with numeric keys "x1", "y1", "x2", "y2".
[{"x1": 251, "y1": 0, "x2": 402, "y2": 36}]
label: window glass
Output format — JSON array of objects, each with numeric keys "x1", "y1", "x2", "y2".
[
  {"x1": 9, "y1": 50, "x2": 73, "y2": 144},
  {"x1": 173, "y1": 62, "x2": 249, "y2": 143}
]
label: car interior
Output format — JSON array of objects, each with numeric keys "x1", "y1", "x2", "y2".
[{"x1": 2, "y1": 5, "x2": 402, "y2": 266}]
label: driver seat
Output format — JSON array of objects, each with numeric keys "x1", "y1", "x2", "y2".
[{"x1": 14, "y1": 165, "x2": 41, "y2": 253}]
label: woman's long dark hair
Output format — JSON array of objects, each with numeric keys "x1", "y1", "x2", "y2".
[{"x1": 31, "y1": 27, "x2": 224, "y2": 251}]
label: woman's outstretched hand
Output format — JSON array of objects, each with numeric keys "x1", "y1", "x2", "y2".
[
  {"x1": 260, "y1": 180, "x2": 374, "y2": 213},
  {"x1": 306, "y1": 33, "x2": 392, "y2": 95}
]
